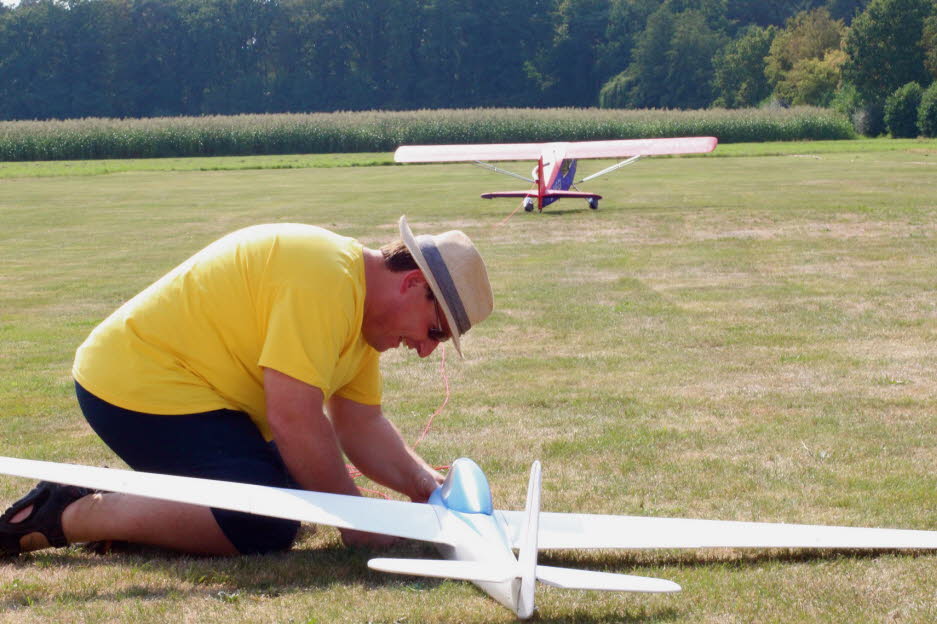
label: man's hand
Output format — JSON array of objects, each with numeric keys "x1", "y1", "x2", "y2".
[
  {"x1": 410, "y1": 469, "x2": 445, "y2": 503},
  {"x1": 339, "y1": 527, "x2": 398, "y2": 549}
]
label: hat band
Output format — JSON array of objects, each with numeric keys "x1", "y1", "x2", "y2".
[{"x1": 418, "y1": 239, "x2": 471, "y2": 335}]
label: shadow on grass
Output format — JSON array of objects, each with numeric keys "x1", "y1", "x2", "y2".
[
  {"x1": 3, "y1": 541, "x2": 933, "y2": 619},
  {"x1": 534, "y1": 609, "x2": 681, "y2": 624},
  {"x1": 537, "y1": 207, "x2": 597, "y2": 216},
  {"x1": 539, "y1": 546, "x2": 937, "y2": 571},
  {"x1": 3, "y1": 537, "x2": 445, "y2": 591}
]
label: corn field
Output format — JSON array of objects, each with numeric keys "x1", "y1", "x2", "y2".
[{"x1": 0, "y1": 107, "x2": 855, "y2": 162}]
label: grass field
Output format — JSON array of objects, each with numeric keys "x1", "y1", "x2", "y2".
[{"x1": 1, "y1": 139, "x2": 936, "y2": 623}]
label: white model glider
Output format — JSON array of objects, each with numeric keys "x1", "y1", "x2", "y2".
[
  {"x1": 2, "y1": 456, "x2": 936, "y2": 619},
  {"x1": 394, "y1": 136, "x2": 718, "y2": 212}
]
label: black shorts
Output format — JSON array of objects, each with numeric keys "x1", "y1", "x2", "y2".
[{"x1": 74, "y1": 382, "x2": 300, "y2": 555}]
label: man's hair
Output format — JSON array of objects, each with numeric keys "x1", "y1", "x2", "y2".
[
  {"x1": 380, "y1": 239, "x2": 419, "y2": 272},
  {"x1": 381, "y1": 240, "x2": 435, "y2": 301}
]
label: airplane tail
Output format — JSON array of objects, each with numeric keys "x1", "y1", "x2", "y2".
[
  {"x1": 368, "y1": 461, "x2": 679, "y2": 620},
  {"x1": 515, "y1": 460, "x2": 541, "y2": 618}
]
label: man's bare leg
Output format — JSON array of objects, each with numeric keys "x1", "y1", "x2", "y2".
[{"x1": 12, "y1": 493, "x2": 238, "y2": 555}]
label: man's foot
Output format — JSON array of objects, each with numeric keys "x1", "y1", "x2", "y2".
[{"x1": 1, "y1": 482, "x2": 93, "y2": 555}]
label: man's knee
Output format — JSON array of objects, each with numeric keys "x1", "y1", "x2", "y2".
[{"x1": 211, "y1": 508, "x2": 300, "y2": 555}]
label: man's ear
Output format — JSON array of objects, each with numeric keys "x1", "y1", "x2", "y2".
[{"x1": 400, "y1": 269, "x2": 427, "y2": 293}]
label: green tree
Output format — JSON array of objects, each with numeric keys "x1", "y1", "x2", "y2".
[
  {"x1": 595, "y1": 0, "x2": 657, "y2": 82},
  {"x1": 603, "y1": 6, "x2": 727, "y2": 109},
  {"x1": 764, "y1": 7, "x2": 845, "y2": 104},
  {"x1": 825, "y1": 0, "x2": 871, "y2": 23},
  {"x1": 0, "y1": 0, "x2": 71, "y2": 119},
  {"x1": 711, "y1": 24, "x2": 776, "y2": 107},
  {"x1": 187, "y1": 0, "x2": 279, "y2": 115},
  {"x1": 919, "y1": 81, "x2": 937, "y2": 136},
  {"x1": 53, "y1": 0, "x2": 115, "y2": 117},
  {"x1": 842, "y1": 0, "x2": 933, "y2": 104},
  {"x1": 666, "y1": 10, "x2": 729, "y2": 108},
  {"x1": 774, "y1": 49, "x2": 847, "y2": 105},
  {"x1": 884, "y1": 81, "x2": 924, "y2": 137},
  {"x1": 765, "y1": 8, "x2": 845, "y2": 85},
  {"x1": 527, "y1": 0, "x2": 611, "y2": 106},
  {"x1": 726, "y1": 0, "x2": 824, "y2": 27},
  {"x1": 923, "y1": 14, "x2": 937, "y2": 80}
]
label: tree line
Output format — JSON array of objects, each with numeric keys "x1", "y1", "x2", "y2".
[{"x1": 0, "y1": 0, "x2": 935, "y2": 129}]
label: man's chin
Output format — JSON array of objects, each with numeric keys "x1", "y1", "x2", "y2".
[{"x1": 364, "y1": 336, "x2": 394, "y2": 352}]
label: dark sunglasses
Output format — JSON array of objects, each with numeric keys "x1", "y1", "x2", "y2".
[{"x1": 429, "y1": 296, "x2": 451, "y2": 343}]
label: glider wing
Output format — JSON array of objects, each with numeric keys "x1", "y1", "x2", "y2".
[
  {"x1": 0, "y1": 456, "x2": 448, "y2": 545},
  {"x1": 497, "y1": 510, "x2": 937, "y2": 551}
]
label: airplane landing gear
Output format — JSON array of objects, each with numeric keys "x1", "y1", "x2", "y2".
[
  {"x1": 587, "y1": 197, "x2": 599, "y2": 210},
  {"x1": 523, "y1": 198, "x2": 535, "y2": 212}
]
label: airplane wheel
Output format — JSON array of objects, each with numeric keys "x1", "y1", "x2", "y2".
[
  {"x1": 523, "y1": 199, "x2": 534, "y2": 212},
  {"x1": 588, "y1": 198, "x2": 599, "y2": 210}
]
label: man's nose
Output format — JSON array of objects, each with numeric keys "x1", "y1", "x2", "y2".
[{"x1": 417, "y1": 340, "x2": 438, "y2": 358}]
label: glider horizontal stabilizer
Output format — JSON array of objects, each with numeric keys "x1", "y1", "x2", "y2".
[
  {"x1": 367, "y1": 558, "x2": 681, "y2": 594},
  {"x1": 368, "y1": 558, "x2": 514, "y2": 583},
  {"x1": 536, "y1": 565, "x2": 681, "y2": 593}
]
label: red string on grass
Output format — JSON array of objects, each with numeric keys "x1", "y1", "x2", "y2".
[{"x1": 493, "y1": 197, "x2": 527, "y2": 228}]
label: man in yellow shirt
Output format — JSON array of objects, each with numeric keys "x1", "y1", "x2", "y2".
[{"x1": 1, "y1": 216, "x2": 493, "y2": 556}]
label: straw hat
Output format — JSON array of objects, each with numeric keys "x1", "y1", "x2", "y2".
[{"x1": 398, "y1": 216, "x2": 493, "y2": 356}]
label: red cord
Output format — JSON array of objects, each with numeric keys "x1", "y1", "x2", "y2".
[
  {"x1": 347, "y1": 343, "x2": 451, "y2": 498},
  {"x1": 494, "y1": 196, "x2": 528, "y2": 228},
  {"x1": 413, "y1": 342, "x2": 449, "y2": 450}
]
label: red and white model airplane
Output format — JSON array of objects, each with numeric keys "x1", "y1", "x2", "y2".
[{"x1": 394, "y1": 136, "x2": 718, "y2": 212}]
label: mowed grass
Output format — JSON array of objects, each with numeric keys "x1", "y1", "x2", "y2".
[{"x1": 1, "y1": 140, "x2": 936, "y2": 623}]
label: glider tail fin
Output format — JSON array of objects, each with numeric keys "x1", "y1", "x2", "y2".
[{"x1": 515, "y1": 460, "x2": 541, "y2": 618}]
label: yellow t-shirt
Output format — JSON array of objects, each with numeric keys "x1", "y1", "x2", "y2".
[{"x1": 73, "y1": 224, "x2": 382, "y2": 440}]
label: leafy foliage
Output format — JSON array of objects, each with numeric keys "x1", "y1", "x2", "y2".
[
  {"x1": 924, "y1": 14, "x2": 937, "y2": 80},
  {"x1": 603, "y1": 6, "x2": 728, "y2": 109},
  {"x1": 918, "y1": 82, "x2": 937, "y2": 137},
  {"x1": 0, "y1": 0, "x2": 928, "y2": 121},
  {"x1": 842, "y1": 0, "x2": 934, "y2": 103},
  {"x1": 712, "y1": 25, "x2": 777, "y2": 108},
  {"x1": 884, "y1": 82, "x2": 924, "y2": 137},
  {"x1": 764, "y1": 8, "x2": 846, "y2": 106}
]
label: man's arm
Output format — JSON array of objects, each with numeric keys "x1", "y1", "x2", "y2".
[
  {"x1": 327, "y1": 395, "x2": 443, "y2": 503},
  {"x1": 263, "y1": 367, "x2": 395, "y2": 547}
]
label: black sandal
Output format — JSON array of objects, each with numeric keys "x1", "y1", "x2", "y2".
[{"x1": 1, "y1": 481, "x2": 93, "y2": 555}]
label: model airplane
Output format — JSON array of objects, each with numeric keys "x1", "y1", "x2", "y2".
[
  {"x1": 394, "y1": 136, "x2": 718, "y2": 212},
  {"x1": 2, "y1": 455, "x2": 936, "y2": 619}
]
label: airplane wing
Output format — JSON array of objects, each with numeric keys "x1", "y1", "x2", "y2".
[
  {"x1": 395, "y1": 143, "x2": 546, "y2": 162},
  {"x1": 0, "y1": 457, "x2": 448, "y2": 545},
  {"x1": 563, "y1": 137, "x2": 717, "y2": 159},
  {"x1": 497, "y1": 510, "x2": 937, "y2": 551},
  {"x1": 395, "y1": 137, "x2": 717, "y2": 163}
]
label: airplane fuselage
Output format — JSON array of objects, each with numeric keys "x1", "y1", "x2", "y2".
[
  {"x1": 428, "y1": 465, "x2": 524, "y2": 613},
  {"x1": 535, "y1": 143, "x2": 578, "y2": 208}
]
